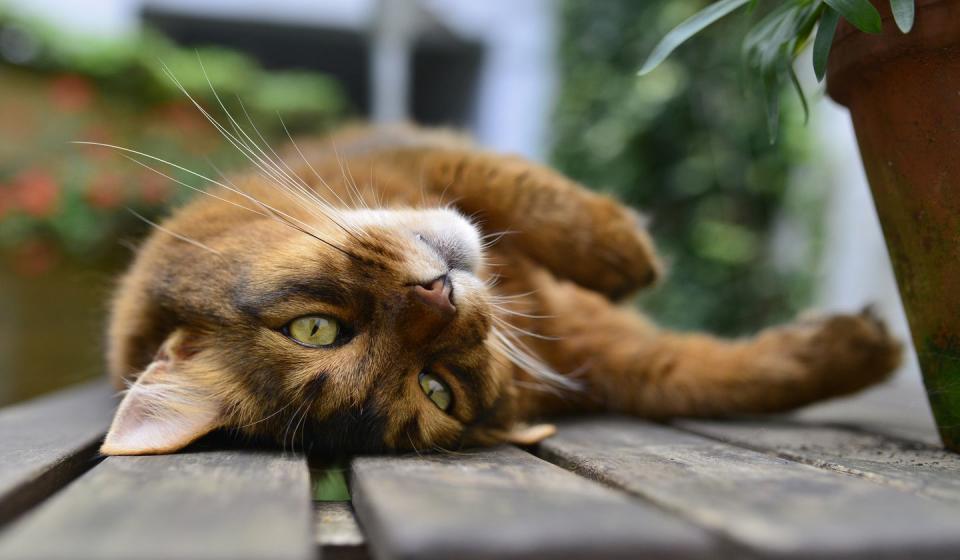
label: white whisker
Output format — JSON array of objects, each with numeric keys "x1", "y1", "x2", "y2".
[
  {"x1": 490, "y1": 326, "x2": 580, "y2": 394},
  {"x1": 330, "y1": 140, "x2": 370, "y2": 209},
  {"x1": 122, "y1": 154, "x2": 267, "y2": 219},
  {"x1": 157, "y1": 64, "x2": 348, "y2": 247},
  {"x1": 492, "y1": 315, "x2": 560, "y2": 341},
  {"x1": 237, "y1": 400, "x2": 295, "y2": 428},
  {"x1": 127, "y1": 208, "x2": 222, "y2": 256},
  {"x1": 491, "y1": 304, "x2": 553, "y2": 320},
  {"x1": 233, "y1": 99, "x2": 365, "y2": 241},
  {"x1": 279, "y1": 118, "x2": 357, "y2": 212}
]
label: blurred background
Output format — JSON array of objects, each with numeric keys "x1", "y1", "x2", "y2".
[{"x1": 0, "y1": 0, "x2": 928, "y2": 430}]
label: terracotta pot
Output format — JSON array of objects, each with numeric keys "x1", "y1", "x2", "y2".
[{"x1": 827, "y1": 0, "x2": 960, "y2": 451}]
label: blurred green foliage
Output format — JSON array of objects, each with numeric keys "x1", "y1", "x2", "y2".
[
  {"x1": 552, "y1": 0, "x2": 822, "y2": 335},
  {"x1": 312, "y1": 466, "x2": 351, "y2": 501},
  {"x1": 0, "y1": 12, "x2": 347, "y2": 131},
  {"x1": 0, "y1": 11, "x2": 347, "y2": 274},
  {"x1": 639, "y1": 0, "x2": 915, "y2": 137}
]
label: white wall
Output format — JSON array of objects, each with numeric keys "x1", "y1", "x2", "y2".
[
  {"x1": 422, "y1": 0, "x2": 557, "y2": 161},
  {"x1": 813, "y1": 96, "x2": 919, "y2": 372},
  {"x1": 803, "y1": 80, "x2": 933, "y2": 434},
  {"x1": 4, "y1": 0, "x2": 139, "y2": 37}
]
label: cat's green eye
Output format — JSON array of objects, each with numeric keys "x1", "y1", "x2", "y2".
[
  {"x1": 286, "y1": 315, "x2": 340, "y2": 347},
  {"x1": 418, "y1": 371, "x2": 452, "y2": 411}
]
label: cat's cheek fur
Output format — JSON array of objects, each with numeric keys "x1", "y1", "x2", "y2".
[{"x1": 101, "y1": 334, "x2": 223, "y2": 456}]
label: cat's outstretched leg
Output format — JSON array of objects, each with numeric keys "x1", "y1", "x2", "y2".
[
  {"x1": 410, "y1": 149, "x2": 662, "y2": 300},
  {"x1": 285, "y1": 128, "x2": 659, "y2": 299},
  {"x1": 506, "y1": 266, "x2": 903, "y2": 419}
]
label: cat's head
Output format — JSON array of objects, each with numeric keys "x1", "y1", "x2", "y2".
[{"x1": 102, "y1": 199, "x2": 554, "y2": 456}]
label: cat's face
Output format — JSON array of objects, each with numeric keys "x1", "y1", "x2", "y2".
[
  {"x1": 232, "y1": 207, "x2": 513, "y2": 452},
  {"x1": 102, "y1": 205, "x2": 525, "y2": 455}
]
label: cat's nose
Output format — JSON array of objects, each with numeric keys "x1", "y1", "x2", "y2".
[{"x1": 413, "y1": 275, "x2": 456, "y2": 314}]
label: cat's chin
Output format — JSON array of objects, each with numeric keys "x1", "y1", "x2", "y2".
[
  {"x1": 342, "y1": 207, "x2": 483, "y2": 274},
  {"x1": 417, "y1": 208, "x2": 483, "y2": 274}
]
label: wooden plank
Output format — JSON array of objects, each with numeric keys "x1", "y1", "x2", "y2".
[
  {"x1": 794, "y1": 376, "x2": 941, "y2": 445},
  {"x1": 0, "y1": 448, "x2": 315, "y2": 560},
  {"x1": 676, "y1": 418, "x2": 960, "y2": 504},
  {"x1": 315, "y1": 501, "x2": 368, "y2": 560},
  {"x1": 0, "y1": 381, "x2": 115, "y2": 526},
  {"x1": 539, "y1": 417, "x2": 960, "y2": 559},
  {"x1": 351, "y1": 445, "x2": 718, "y2": 560}
]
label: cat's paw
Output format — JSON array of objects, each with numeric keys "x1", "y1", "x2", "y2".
[
  {"x1": 788, "y1": 306, "x2": 903, "y2": 397},
  {"x1": 590, "y1": 203, "x2": 663, "y2": 298}
]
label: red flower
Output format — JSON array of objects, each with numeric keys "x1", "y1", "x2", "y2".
[
  {"x1": 159, "y1": 101, "x2": 206, "y2": 132},
  {"x1": 12, "y1": 169, "x2": 59, "y2": 217},
  {"x1": 11, "y1": 239, "x2": 59, "y2": 277},
  {"x1": 49, "y1": 74, "x2": 94, "y2": 113},
  {"x1": 85, "y1": 172, "x2": 124, "y2": 210},
  {"x1": 154, "y1": 101, "x2": 219, "y2": 154},
  {"x1": 79, "y1": 124, "x2": 115, "y2": 161},
  {"x1": 0, "y1": 186, "x2": 10, "y2": 219},
  {"x1": 139, "y1": 172, "x2": 173, "y2": 206}
]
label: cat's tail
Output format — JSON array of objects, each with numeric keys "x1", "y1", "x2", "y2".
[{"x1": 515, "y1": 267, "x2": 903, "y2": 419}]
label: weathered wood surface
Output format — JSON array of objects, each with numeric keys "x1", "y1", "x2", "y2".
[
  {"x1": 316, "y1": 501, "x2": 369, "y2": 560},
  {"x1": 2, "y1": 378, "x2": 957, "y2": 560},
  {"x1": 676, "y1": 418, "x2": 960, "y2": 504},
  {"x1": 0, "y1": 448, "x2": 315, "y2": 560},
  {"x1": 352, "y1": 445, "x2": 718, "y2": 560},
  {"x1": 0, "y1": 381, "x2": 115, "y2": 526},
  {"x1": 539, "y1": 417, "x2": 960, "y2": 559},
  {"x1": 794, "y1": 377, "x2": 941, "y2": 445}
]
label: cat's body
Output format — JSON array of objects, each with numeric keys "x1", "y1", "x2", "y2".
[{"x1": 101, "y1": 124, "x2": 901, "y2": 455}]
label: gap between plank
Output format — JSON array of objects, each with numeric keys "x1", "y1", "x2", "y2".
[{"x1": 0, "y1": 437, "x2": 105, "y2": 529}]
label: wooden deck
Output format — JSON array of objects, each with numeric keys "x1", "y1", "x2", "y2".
[{"x1": 0, "y1": 375, "x2": 957, "y2": 559}]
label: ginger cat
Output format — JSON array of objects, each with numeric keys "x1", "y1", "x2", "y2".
[{"x1": 100, "y1": 124, "x2": 902, "y2": 455}]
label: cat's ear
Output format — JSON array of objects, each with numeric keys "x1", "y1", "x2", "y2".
[
  {"x1": 499, "y1": 423, "x2": 557, "y2": 446},
  {"x1": 101, "y1": 332, "x2": 222, "y2": 456}
]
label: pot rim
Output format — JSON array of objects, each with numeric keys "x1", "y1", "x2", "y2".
[{"x1": 827, "y1": 0, "x2": 960, "y2": 107}]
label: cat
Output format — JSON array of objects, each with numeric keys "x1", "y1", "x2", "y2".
[{"x1": 99, "y1": 123, "x2": 902, "y2": 455}]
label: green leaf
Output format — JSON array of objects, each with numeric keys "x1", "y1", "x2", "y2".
[
  {"x1": 791, "y1": 3, "x2": 828, "y2": 56},
  {"x1": 824, "y1": 0, "x2": 882, "y2": 34},
  {"x1": 813, "y1": 7, "x2": 840, "y2": 81},
  {"x1": 312, "y1": 467, "x2": 350, "y2": 501},
  {"x1": 741, "y1": 1, "x2": 823, "y2": 143},
  {"x1": 788, "y1": 64, "x2": 809, "y2": 125},
  {"x1": 890, "y1": 0, "x2": 915, "y2": 32},
  {"x1": 762, "y1": 70, "x2": 780, "y2": 144},
  {"x1": 743, "y1": 3, "x2": 814, "y2": 71},
  {"x1": 638, "y1": 0, "x2": 751, "y2": 75}
]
